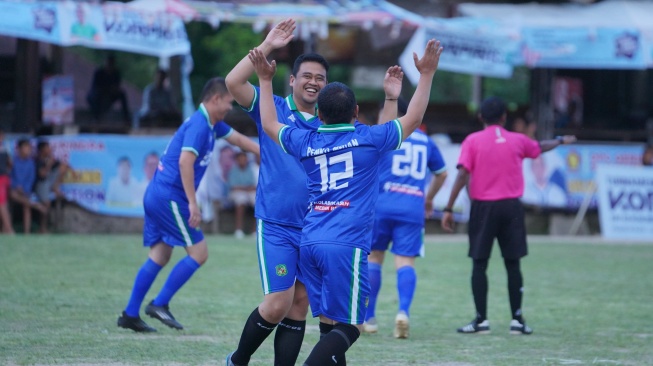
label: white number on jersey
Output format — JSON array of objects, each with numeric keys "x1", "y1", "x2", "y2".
[
  {"x1": 391, "y1": 142, "x2": 427, "y2": 180},
  {"x1": 315, "y1": 152, "x2": 354, "y2": 193}
]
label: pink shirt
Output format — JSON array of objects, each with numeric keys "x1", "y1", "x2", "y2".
[{"x1": 458, "y1": 125, "x2": 541, "y2": 201}]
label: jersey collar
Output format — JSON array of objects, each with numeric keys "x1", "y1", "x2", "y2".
[
  {"x1": 317, "y1": 123, "x2": 355, "y2": 133},
  {"x1": 199, "y1": 103, "x2": 213, "y2": 129},
  {"x1": 285, "y1": 95, "x2": 318, "y2": 122}
]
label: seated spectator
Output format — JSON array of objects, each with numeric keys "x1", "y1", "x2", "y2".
[
  {"x1": 34, "y1": 140, "x2": 69, "y2": 232},
  {"x1": 9, "y1": 139, "x2": 47, "y2": 234},
  {"x1": 227, "y1": 152, "x2": 256, "y2": 239},
  {"x1": 643, "y1": 144, "x2": 653, "y2": 167},
  {"x1": 86, "y1": 54, "x2": 131, "y2": 123},
  {"x1": 136, "y1": 69, "x2": 181, "y2": 128},
  {"x1": 0, "y1": 129, "x2": 13, "y2": 234}
]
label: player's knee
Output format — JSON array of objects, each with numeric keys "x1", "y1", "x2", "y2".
[
  {"x1": 260, "y1": 292, "x2": 294, "y2": 322},
  {"x1": 333, "y1": 323, "x2": 361, "y2": 347}
]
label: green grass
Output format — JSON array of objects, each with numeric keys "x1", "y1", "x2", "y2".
[{"x1": 1, "y1": 235, "x2": 652, "y2": 365}]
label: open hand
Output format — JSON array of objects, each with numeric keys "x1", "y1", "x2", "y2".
[
  {"x1": 263, "y1": 18, "x2": 296, "y2": 50},
  {"x1": 248, "y1": 48, "x2": 277, "y2": 81},
  {"x1": 383, "y1": 65, "x2": 403, "y2": 100},
  {"x1": 413, "y1": 39, "x2": 443, "y2": 76}
]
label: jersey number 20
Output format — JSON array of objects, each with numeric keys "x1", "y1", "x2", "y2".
[
  {"x1": 391, "y1": 142, "x2": 427, "y2": 180},
  {"x1": 314, "y1": 152, "x2": 353, "y2": 193}
]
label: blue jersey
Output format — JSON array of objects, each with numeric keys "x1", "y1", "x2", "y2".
[
  {"x1": 152, "y1": 104, "x2": 233, "y2": 200},
  {"x1": 242, "y1": 86, "x2": 321, "y2": 228},
  {"x1": 376, "y1": 130, "x2": 446, "y2": 224},
  {"x1": 279, "y1": 120, "x2": 403, "y2": 250}
]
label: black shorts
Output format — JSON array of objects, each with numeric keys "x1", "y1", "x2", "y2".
[{"x1": 468, "y1": 198, "x2": 527, "y2": 260}]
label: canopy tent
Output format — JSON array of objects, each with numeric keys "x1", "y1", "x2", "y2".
[{"x1": 399, "y1": 0, "x2": 653, "y2": 81}]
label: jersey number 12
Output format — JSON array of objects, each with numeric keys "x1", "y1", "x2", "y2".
[{"x1": 315, "y1": 152, "x2": 353, "y2": 193}]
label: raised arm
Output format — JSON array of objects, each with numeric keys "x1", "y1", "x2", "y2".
[
  {"x1": 377, "y1": 65, "x2": 404, "y2": 124},
  {"x1": 398, "y1": 39, "x2": 443, "y2": 139},
  {"x1": 248, "y1": 48, "x2": 284, "y2": 144},
  {"x1": 225, "y1": 19, "x2": 296, "y2": 108},
  {"x1": 539, "y1": 135, "x2": 576, "y2": 153},
  {"x1": 225, "y1": 130, "x2": 261, "y2": 159}
]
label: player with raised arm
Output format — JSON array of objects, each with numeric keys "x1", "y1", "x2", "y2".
[
  {"x1": 248, "y1": 37, "x2": 442, "y2": 365},
  {"x1": 117, "y1": 77, "x2": 259, "y2": 333},
  {"x1": 224, "y1": 18, "x2": 321, "y2": 366},
  {"x1": 363, "y1": 91, "x2": 448, "y2": 338}
]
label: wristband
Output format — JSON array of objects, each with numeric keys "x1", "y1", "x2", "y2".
[
  {"x1": 443, "y1": 207, "x2": 453, "y2": 213},
  {"x1": 385, "y1": 98, "x2": 398, "y2": 101}
]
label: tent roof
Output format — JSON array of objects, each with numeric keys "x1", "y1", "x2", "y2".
[{"x1": 458, "y1": 0, "x2": 653, "y2": 30}]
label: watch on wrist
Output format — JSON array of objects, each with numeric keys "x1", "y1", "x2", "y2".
[{"x1": 443, "y1": 207, "x2": 453, "y2": 213}]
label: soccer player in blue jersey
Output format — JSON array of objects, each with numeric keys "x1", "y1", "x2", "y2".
[
  {"x1": 248, "y1": 36, "x2": 443, "y2": 365},
  {"x1": 117, "y1": 77, "x2": 260, "y2": 333},
  {"x1": 224, "y1": 19, "x2": 328, "y2": 366},
  {"x1": 363, "y1": 96, "x2": 448, "y2": 339}
]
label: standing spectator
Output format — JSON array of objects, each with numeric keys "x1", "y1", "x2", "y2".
[
  {"x1": 116, "y1": 77, "x2": 259, "y2": 333},
  {"x1": 0, "y1": 129, "x2": 13, "y2": 234},
  {"x1": 441, "y1": 97, "x2": 576, "y2": 335},
  {"x1": 9, "y1": 139, "x2": 47, "y2": 234},
  {"x1": 136, "y1": 69, "x2": 181, "y2": 128},
  {"x1": 247, "y1": 37, "x2": 441, "y2": 365},
  {"x1": 86, "y1": 54, "x2": 131, "y2": 123},
  {"x1": 228, "y1": 152, "x2": 256, "y2": 239},
  {"x1": 363, "y1": 97, "x2": 448, "y2": 339}
]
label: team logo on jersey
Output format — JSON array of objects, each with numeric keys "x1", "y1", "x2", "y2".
[
  {"x1": 275, "y1": 264, "x2": 288, "y2": 276},
  {"x1": 199, "y1": 152, "x2": 212, "y2": 167}
]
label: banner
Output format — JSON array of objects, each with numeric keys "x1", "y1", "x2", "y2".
[
  {"x1": 519, "y1": 27, "x2": 646, "y2": 69},
  {"x1": 0, "y1": 0, "x2": 190, "y2": 58},
  {"x1": 400, "y1": 24, "x2": 517, "y2": 81},
  {"x1": 596, "y1": 164, "x2": 653, "y2": 240},
  {"x1": 47, "y1": 135, "x2": 169, "y2": 217},
  {"x1": 42, "y1": 75, "x2": 74, "y2": 126}
]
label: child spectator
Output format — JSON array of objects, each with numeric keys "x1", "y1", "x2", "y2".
[
  {"x1": 10, "y1": 139, "x2": 47, "y2": 234},
  {"x1": 0, "y1": 129, "x2": 14, "y2": 234}
]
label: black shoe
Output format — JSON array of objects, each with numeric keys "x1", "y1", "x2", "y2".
[
  {"x1": 117, "y1": 311, "x2": 157, "y2": 332},
  {"x1": 457, "y1": 318, "x2": 490, "y2": 334},
  {"x1": 145, "y1": 300, "x2": 184, "y2": 330}
]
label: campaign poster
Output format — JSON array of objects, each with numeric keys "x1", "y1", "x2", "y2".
[{"x1": 42, "y1": 75, "x2": 74, "y2": 125}]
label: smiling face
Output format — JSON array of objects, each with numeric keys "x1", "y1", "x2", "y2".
[{"x1": 289, "y1": 61, "x2": 327, "y2": 113}]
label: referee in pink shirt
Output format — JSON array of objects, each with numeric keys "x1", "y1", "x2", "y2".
[{"x1": 442, "y1": 97, "x2": 576, "y2": 335}]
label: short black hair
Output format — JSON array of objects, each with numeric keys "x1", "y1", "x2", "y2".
[
  {"x1": 317, "y1": 82, "x2": 356, "y2": 125},
  {"x1": 479, "y1": 96, "x2": 507, "y2": 124},
  {"x1": 200, "y1": 77, "x2": 228, "y2": 102},
  {"x1": 17, "y1": 138, "x2": 30, "y2": 148},
  {"x1": 37, "y1": 140, "x2": 50, "y2": 152},
  {"x1": 292, "y1": 53, "x2": 329, "y2": 76}
]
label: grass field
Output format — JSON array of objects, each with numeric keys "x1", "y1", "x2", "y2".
[{"x1": 1, "y1": 234, "x2": 651, "y2": 365}]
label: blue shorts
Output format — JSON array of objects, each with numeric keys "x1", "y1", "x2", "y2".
[
  {"x1": 371, "y1": 216, "x2": 424, "y2": 257},
  {"x1": 300, "y1": 244, "x2": 369, "y2": 325},
  {"x1": 143, "y1": 185, "x2": 204, "y2": 247},
  {"x1": 256, "y1": 219, "x2": 301, "y2": 294}
]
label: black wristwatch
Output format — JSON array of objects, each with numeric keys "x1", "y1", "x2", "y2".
[{"x1": 443, "y1": 207, "x2": 453, "y2": 213}]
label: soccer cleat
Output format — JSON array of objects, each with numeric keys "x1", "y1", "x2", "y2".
[
  {"x1": 457, "y1": 318, "x2": 490, "y2": 334},
  {"x1": 145, "y1": 301, "x2": 184, "y2": 330},
  {"x1": 363, "y1": 317, "x2": 378, "y2": 334},
  {"x1": 393, "y1": 311, "x2": 410, "y2": 339},
  {"x1": 509, "y1": 319, "x2": 533, "y2": 335},
  {"x1": 117, "y1": 311, "x2": 157, "y2": 333},
  {"x1": 226, "y1": 351, "x2": 246, "y2": 366}
]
